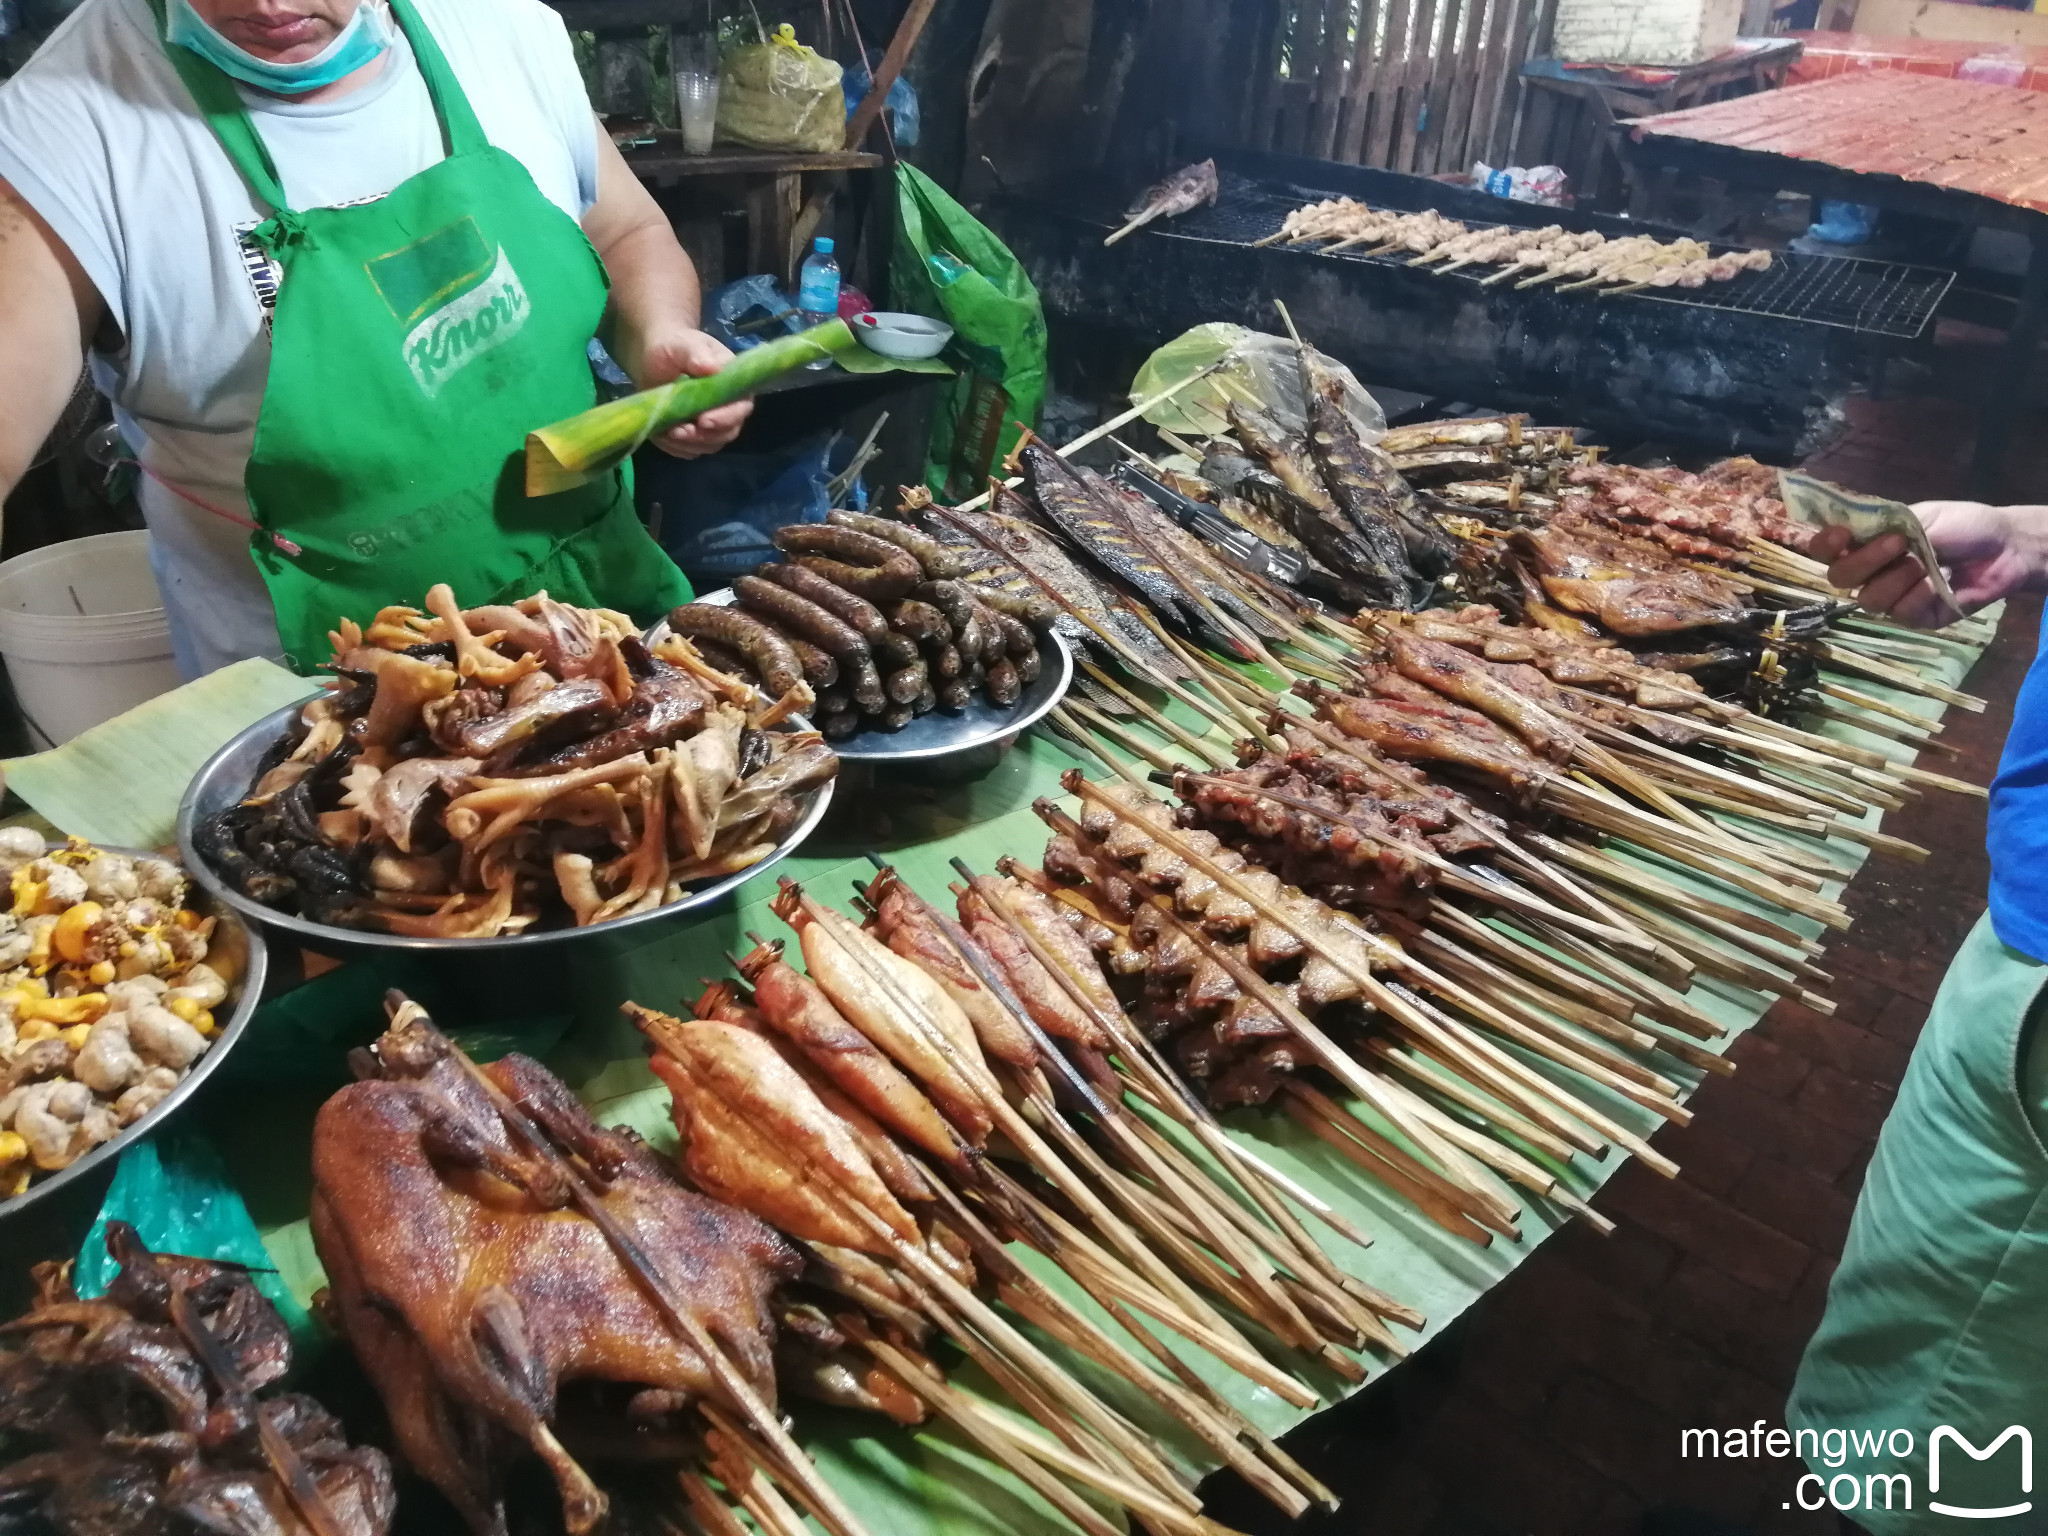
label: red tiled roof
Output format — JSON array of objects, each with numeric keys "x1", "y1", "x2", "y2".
[{"x1": 1630, "y1": 72, "x2": 2048, "y2": 214}]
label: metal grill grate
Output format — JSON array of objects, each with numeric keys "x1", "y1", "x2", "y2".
[{"x1": 1154, "y1": 183, "x2": 1954, "y2": 340}]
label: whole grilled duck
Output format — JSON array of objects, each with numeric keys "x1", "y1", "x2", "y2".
[{"x1": 310, "y1": 996, "x2": 800, "y2": 1536}]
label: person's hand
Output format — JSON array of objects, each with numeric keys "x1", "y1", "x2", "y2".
[
  {"x1": 1805, "y1": 500, "x2": 2048, "y2": 629},
  {"x1": 634, "y1": 328, "x2": 752, "y2": 459}
]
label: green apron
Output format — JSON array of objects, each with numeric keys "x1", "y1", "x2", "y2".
[
  {"x1": 1789, "y1": 913, "x2": 2048, "y2": 1533},
  {"x1": 153, "y1": 0, "x2": 692, "y2": 671}
]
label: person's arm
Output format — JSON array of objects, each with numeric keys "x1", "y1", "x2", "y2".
[
  {"x1": 1809, "y1": 500, "x2": 2048, "y2": 629},
  {"x1": 580, "y1": 126, "x2": 751, "y2": 460},
  {"x1": 0, "y1": 179, "x2": 101, "y2": 511}
]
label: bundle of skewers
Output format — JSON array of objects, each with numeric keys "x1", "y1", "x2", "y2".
[
  {"x1": 1253, "y1": 195, "x2": 1775, "y2": 297},
  {"x1": 874, "y1": 307, "x2": 1991, "y2": 1240}
]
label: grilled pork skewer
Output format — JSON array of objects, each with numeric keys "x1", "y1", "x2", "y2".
[{"x1": 1480, "y1": 228, "x2": 1604, "y2": 285}]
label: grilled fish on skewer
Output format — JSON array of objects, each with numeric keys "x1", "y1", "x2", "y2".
[
  {"x1": 1227, "y1": 404, "x2": 1412, "y2": 606},
  {"x1": 1019, "y1": 441, "x2": 1211, "y2": 639},
  {"x1": 1105, "y1": 158, "x2": 1219, "y2": 245},
  {"x1": 1296, "y1": 348, "x2": 1455, "y2": 587}
]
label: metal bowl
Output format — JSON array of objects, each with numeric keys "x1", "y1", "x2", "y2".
[
  {"x1": 175, "y1": 699, "x2": 835, "y2": 958},
  {"x1": 652, "y1": 592, "x2": 1074, "y2": 763},
  {"x1": 0, "y1": 847, "x2": 270, "y2": 1223}
]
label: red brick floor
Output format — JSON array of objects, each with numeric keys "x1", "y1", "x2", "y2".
[{"x1": 1204, "y1": 582, "x2": 2042, "y2": 1533}]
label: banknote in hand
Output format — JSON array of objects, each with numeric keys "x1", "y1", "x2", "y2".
[{"x1": 1777, "y1": 469, "x2": 1963, "y2": 622}]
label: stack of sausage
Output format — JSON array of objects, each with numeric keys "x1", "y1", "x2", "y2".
[{"x1": 668, "y1": 516, "x2": 1053, "y2": 742}]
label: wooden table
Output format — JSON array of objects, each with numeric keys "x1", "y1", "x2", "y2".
[
  {"x1": 1624, "y1": 71, "x2": 2048, "y2": 494},
  {"x1": 618, "y1": 140, "x2": 887, "y2": 281}
]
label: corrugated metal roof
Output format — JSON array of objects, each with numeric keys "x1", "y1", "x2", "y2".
[{"x1": 1631, "y1": 73, "x2": 2048, "y2": 214}]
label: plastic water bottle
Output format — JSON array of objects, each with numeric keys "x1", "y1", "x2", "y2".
[{"x1": 797, "y1": 237, "x2": 841, "y2": 368}]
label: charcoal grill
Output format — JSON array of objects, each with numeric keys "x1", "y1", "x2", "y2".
[
  {"x1": 1173, "y1": 181, "x2": 1952, "y2": 340},
  {"x1": 990, "y1": 148, "x2": 1958, "y2": 455}
]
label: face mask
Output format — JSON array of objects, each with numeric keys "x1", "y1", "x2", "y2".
[{"x1": 166, "y1": 0, "x2": 392, "y2": 94}]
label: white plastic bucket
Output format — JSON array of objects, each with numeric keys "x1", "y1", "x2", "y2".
[{"x1": 0, "y1": 530, "x2": 180, "y2": 748}]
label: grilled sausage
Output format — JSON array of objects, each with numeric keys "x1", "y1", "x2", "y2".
[
  {"x1": 937, "y1": 677, "x2": 972, "y2": 710},
  {"x1": 965, "y1": 579, "x2": 1059, "y2": 627},
  {"x1": 887, "y1": 599, "x2": 948, "y2": 643},
  {"x1": 986, "y1": 607, "x2": 1035, "y2": 661},
  {"x1": 829, "y1": 509, "x2": 977, "y2": 579},
  {"x1": 913, "y1": 680, "x2": 937, "y2": 716},
  {"x1": 1012, "y1": 639, "x2": 1042, "y2": 684},
  {"x1": 732, "y1": 575, "x2": 869, "y2": 663},
  {"x1": 875, "y1": 632, "x2": 920, "y2": 670},
  {"x1": 885, "y1": 660, "x2": 928, "y2": 706},
  {"x1": 815, "y1": 687, "x2": 855, "y2": 716},
  {"x1": 690, "y1": 636, "x2": 757, "y2": 682},
  {"x1": 880, "y1": 703, "x2": 915, "y2": 731},
  {"x1": 968, "y1": 598, "x2": 1008, "y2": 663},
  {"x1": 668, "y1": 603, "x2": 803, "y2": 696},
  {"x1": 912, "y1": 579, "x2": 976, "y2": 631},
  {"x1": 789, "y1": 637, "x2": 839, "y2": 690},
  {"x1": 847, "y1": 656, "x2": 886, "y2": 712},
  {"x1": 774, "y1": 525, "x2": 921, "y2": 602},
  {"x1": 824, "y1": 711, "x2": 861, "y2": 741},
  {"x1": 928, "y1": 642, "x2": 962, "y2": 680},
  {"x1": 985, "y1": 657, "x2": 1021, "y2": 706},
  {"x1": 760, "y1": 561, "x2": 888, "y2": 646}
]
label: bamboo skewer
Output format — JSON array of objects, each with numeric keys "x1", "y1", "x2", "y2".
[
  {"x1": 1210, "y1": 669, "x2": 1679, "y2": 973},
  {"x1": 953, "y1": 364, "x2": 1226, "y2": 512},
  {"x1": 1081, "y1": 660, "x2": 1237, "y2": 768},
  {"x1": 1047, "y1": 703, "x2": 1152, "y2": 789},
  {"x1": 1058, "y1": 779, "x2": 1662, "y2": 1179},
  {"x1": 646, "y1": 1003, "x2": 1198, "y2": 1513},
  {"x1": 1810, "y1": 640, "x2": 1986, "y2": 712},
  {"x1": 783, "y1": 888, "x2": 1263, "y2": 1362},
  {"x1": 957, "y1": 862, "x2": 1385, "y2": 1366},
  {"x1": 879, "y1": 860, "x2": 1387, "y2": 1433}
]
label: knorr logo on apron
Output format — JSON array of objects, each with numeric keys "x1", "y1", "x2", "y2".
[{"x1": 366, "y1": 215, "x2": 531, "y2": 398}]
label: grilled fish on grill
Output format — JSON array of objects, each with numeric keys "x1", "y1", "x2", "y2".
[
  {"x1": 1298, "y1": 348, "x2": 1457, "y2": 582},
  {"x1": 948, "y1": 489, "x2": 1193, "y2": 678},
  {"x1": 1019, "y1": 441, "x2": 1208, "y2": 635},
  {"x1": 1104, "y1": 158, "x2": 1219, "y2": 245},
  {"x1": 1212, "y1": 425, "x2": 1409, "y2": 608}
]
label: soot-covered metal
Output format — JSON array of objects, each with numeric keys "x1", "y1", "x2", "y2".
[{"x1": 989, "y1": 149, "x2": 1952, "y2": 457}]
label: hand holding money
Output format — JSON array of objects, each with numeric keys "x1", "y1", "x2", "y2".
[{"x1": 1807, "y1": 497, "x2": 2047, "y2": 629}]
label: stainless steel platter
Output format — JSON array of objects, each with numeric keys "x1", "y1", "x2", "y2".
[
  {"x1": 1, "y1": 847, "x2": 270, "y2": 1222},
  {"x1": 651, "y1": 589, "x2": 1074, "y2": 763},
  {"x1": 176, "y1": 697, "x2": 835, "y2": 957}
]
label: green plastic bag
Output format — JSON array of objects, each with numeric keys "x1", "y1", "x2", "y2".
[
  {"x1": 77, "y1": 1132, "x2": 311, "y2": 1339},
  {"x1": 890, "y1": 165, "x2": 1047, "y2": 501}
]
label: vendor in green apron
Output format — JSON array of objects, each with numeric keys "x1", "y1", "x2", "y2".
[
  {"x1": 1789, "y1": 502, "x2": 2048, "y2": 1533},
  {"x1": 0, "y1": 0, "x2": 745, "y2": 675}
]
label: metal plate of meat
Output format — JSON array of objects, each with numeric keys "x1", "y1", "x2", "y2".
[
  {"x1": 176, "y1": 698, "x2": 835, "y2": 957},
  {"x1": 1, "y1": 846, "x2": 270, "y2": 1224},
  {"x1": 648, "y1": 589, "x2": 1075, "y2": 764}
]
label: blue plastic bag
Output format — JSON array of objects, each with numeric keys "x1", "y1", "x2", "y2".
[
  {"x1": 842, "y1": 62, "x2": 919, "y2": 147},
  {"x1": 1808, "y1": 201, "x2": 1879, "y2": 246},
  {"x1": 702, "y1": 274, "x2": 806, "y2": 355}
]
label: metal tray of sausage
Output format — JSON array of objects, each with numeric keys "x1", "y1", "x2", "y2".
[{"x1": 649, "y1": 588, "x2": 1074, "y2": 764}]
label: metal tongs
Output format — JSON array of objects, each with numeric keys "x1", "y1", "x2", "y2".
[{"x1": 1110, "y1": 462, "x2": 1306, "y2": 585}]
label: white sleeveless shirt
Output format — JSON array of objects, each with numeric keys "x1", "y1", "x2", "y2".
[{"x1": 0, "y1": 0, "x2": 600, "y2": 675}]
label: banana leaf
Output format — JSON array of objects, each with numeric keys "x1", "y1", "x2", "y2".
[{"x1": 526, "y1": 321, "x2": 953, "y2": 495}]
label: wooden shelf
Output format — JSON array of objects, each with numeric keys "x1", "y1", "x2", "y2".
[{"x1": 619, "y1": 137, "x2": 885, "y2": 188}]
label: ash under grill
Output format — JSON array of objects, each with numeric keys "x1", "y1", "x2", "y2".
[{"x1": 1161, "y1": 180, "x2": 1953, "y2": 340}]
